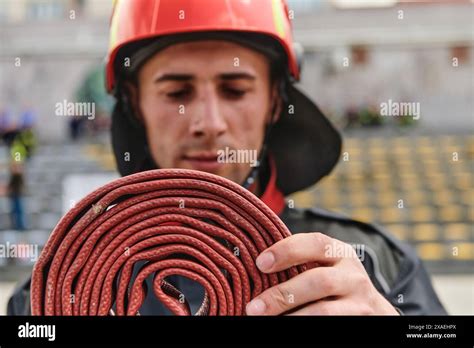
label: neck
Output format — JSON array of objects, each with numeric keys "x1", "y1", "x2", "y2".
[{"x1": 251, "y1": 178, "x2": 262, "y2": 197}]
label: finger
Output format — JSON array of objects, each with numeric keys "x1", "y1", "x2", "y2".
[
  {"x1": 286, "y1": 298, "x2": 373, "y2": 316},
  {"x1": 246, "y1": 266, "x2": 349, "y2": 315},
  {"x1": 256, "y1": 232, "x2": 354, "y2": 273}
]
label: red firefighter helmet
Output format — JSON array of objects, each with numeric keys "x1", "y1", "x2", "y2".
[{"x1": 106, "y1": 0, "x2": 299, "y2": 93}]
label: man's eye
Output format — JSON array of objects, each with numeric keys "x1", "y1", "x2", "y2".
[
  {"x1": 222, "y1": 87, "x2": 246, "y2": 99},
  {"x1": 166, "y1": 89, "x2": 191, "y2": 99}
]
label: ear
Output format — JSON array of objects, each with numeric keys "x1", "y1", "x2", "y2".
[{"x1": 123, "y1": 81, "x2": 145, "y2": 124}]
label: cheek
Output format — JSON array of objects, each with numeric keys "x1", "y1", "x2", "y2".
[
  {"x1": 227, "y1": 95, "x2": 269, "y2": 149},
  {"x1": 139, "y1": 95, "x2": 186, "y2": 166}
]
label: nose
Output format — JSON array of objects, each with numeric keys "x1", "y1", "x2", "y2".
[{"x1": 189, "y1": 86, "x2": 227, "y2": 140}]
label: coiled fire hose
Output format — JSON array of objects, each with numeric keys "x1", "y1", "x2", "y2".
[{"x1": 31, "y1": 169, "x2": 307, "y2": 315}]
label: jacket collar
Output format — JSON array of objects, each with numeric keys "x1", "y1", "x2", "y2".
[{"x1": 250, "y1": 155, "x2": 286, "y2": 216}]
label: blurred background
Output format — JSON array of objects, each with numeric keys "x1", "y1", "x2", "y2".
[{"x1": 0, "y1": 0, "x2": 473, "y2": 314}]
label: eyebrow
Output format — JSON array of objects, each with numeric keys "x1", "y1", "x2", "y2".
[
  {"x1": 154, "y1": 72, "x2": 256, "y2": 83},
  {"x1": 154, "y1": 74, "x2": 193, "y2": 83},
  {"x1": 219, "y1": 72, "x2": 256, "y2": 81}
]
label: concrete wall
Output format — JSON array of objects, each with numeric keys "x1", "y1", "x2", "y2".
[
  {"x1": 0, "y1": 2, "x2": 472, "y2": 142},
  {"x1": 300, "y1": 46, "x2": 474, "y2": 132}
]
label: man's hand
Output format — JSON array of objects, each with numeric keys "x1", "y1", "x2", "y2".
[{"x1": 245, "y1": 233, "x2": 399, "y2": 315}]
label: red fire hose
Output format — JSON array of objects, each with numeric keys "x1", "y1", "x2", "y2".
[{"x1": 31, "y1": 169, "x2": 306, "y2": 315}]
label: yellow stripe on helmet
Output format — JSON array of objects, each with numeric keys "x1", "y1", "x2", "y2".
[
  {"x1": 272, "y1": 0, "x2": 287, "y2": 39},
  {"x1": 109, "y1": 0, "x2": 122, "y2": 51}
]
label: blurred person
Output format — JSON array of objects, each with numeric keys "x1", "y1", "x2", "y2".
[
  {"x1": 8, "y1": 0, "x2": 446, "y2": 316},
  {"x1": 18, "y1": 106, "x2": 38, "y2": 160},
  {"x1": 7, "y1": 123, "x2": 31, "y2": 231},
  {"x1": 0, "y1": 105, "x2": 37, "y2": 158},
  {"x1": 7, "y1": 122, "x2": 37, "y2": 163},
  {"x1": 344, "y1": 105, "x2": 359, "y2": 128},
  {"x1": 68, "y1": 116, "x2": 85, "y2": 141},
  {"x1": 7, "y1": 161, "x2": 27, "y2": 231}
]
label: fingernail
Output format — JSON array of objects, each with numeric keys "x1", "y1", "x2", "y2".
[
  {"x1": 256, "y1": 251, "x2": 275, "y2": 272},
  {"x1": 246, "y1": 299, "x2": 266, "y2": 315}
]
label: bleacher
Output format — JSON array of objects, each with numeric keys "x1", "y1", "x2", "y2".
[
  {"x1": 0, "y1": 143, "x2": 112, "y2": 279},
  {"x1": 0, "y1": 134, "x2": 472, "y2": 278}
]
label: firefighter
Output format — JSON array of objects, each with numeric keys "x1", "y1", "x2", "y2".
[{"x1": 8, "y1": 0, "x2": 445, "y2": 315}]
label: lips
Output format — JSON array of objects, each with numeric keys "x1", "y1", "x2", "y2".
[
  {"x1": 182, "y1": 152, "x2": 223, "y2": 173},
  {"x1": 184, "y1": 152, "x2": 218, "y2": 161}
]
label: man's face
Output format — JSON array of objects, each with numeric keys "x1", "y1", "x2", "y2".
[{"x1": 133, "y1": 40, "x2": 277, "y2": 186}]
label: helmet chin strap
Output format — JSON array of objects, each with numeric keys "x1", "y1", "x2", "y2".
[
  {"x1": 241, "y1": 77, "x2": 287, "y2": 192},
  {"x1": 241, "y1": 94, "x2": 281, "y2": 191},
  {"x1": 241, "y1": 143, "x2": 268, "y2": 190}
]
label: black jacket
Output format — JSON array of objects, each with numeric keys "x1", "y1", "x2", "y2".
[{"x1": 7, "y1": 205, "x2": 447, "y2": 315}]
